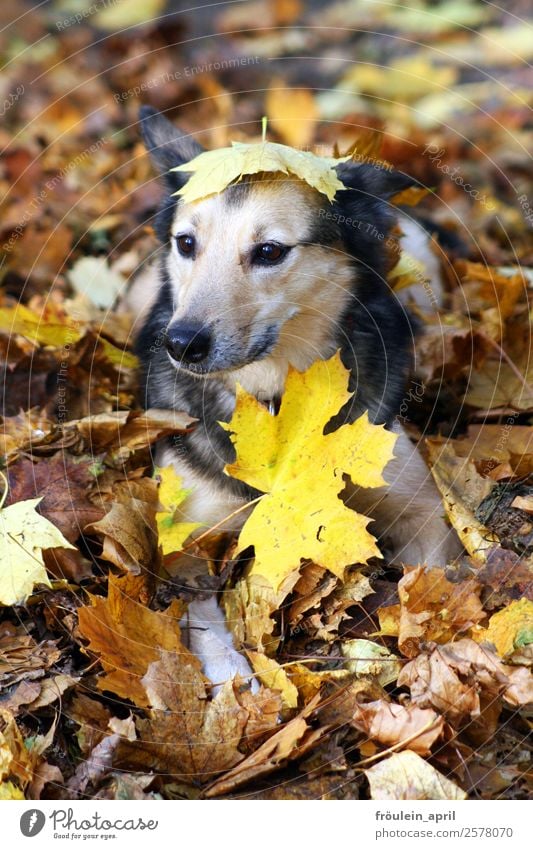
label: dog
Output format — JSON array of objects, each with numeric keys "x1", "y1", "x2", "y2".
[{"x1": 128, "y1": 106, "x2": 461, "y2": 687}]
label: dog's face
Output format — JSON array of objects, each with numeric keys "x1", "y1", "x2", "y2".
[
  {"x1": 140, "y1": 108, "x2": 354, "y2": 382},
  {"x1": 139, "y1": 108, "x2": 412, "y2": 392},
  {"x1": 163, "y1": 176, "x2": 353, "y2": 376}
]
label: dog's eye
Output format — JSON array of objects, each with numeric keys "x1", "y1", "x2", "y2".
[
  {"x1": 176, "y1": 234, "x2": 195, "y2": 257},
  {"x1": 252, "y1": 242, "x2": 289, "y2": 265}
]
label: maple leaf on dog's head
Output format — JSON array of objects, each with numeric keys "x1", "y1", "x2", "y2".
[
  {"x1": 221, "y1": 353, "x2": 397, "y2": 591},
  {"x1": 172, "y1": 139, "x2": 347, "y2": 204}
]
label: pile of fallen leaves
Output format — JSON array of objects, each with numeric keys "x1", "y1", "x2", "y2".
[{"x1": 1, "y1": 0, "x2": 532, "y2": 801}]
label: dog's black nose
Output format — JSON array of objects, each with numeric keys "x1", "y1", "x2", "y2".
[{"x1": 165, "y1": 322, "x2": 211, "y2": 364}]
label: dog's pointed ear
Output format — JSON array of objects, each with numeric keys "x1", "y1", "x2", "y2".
[
  {"x1": 336, "y1": 160, "x2": 418, "y2": 201},
  {"x1": 139, "y1": 106, "x2": 203, "y2": 179}
]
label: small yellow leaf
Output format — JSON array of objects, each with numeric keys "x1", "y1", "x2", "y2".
[
  {"x1": 341, "y1": 57, "x2": 458, "y2": 103},
  {"x1": 94, "y1": 0, "x2": 166, "y2": 29},
  {"x1": 247, "y1": 651, "x2": 298, "y2": 709},
  {"x1": 0, "y1": 498, "x2": 76, "y2": 606},
  {"x1": 98, "y1": 337, "x2": 138, "y2": 369},
  {"x1": 0, "y1": 781, "x2": 24, "y2": 799},
  {"x1": 173, "y1": 140, "x2": 347, "y2": 204},
  {"x1": 0, "y1": 303, "x2": 81, "y2": 347},
  {"x1": 341, "y1": 639, "x2": 402, "y2": 686},
  {"x1": 155, "y1": 466, "x2": 202, "y2": 555},
  {"x1": 388, "y1": 250, "x2": 428, "y2": 292},
  {"x1": 391, "y1": 186, "x2": 430, "y2": 206},
  {"x1": 475, "y1": 598, "x2": 533, "y2": 660},
  {"x1": 266, "y1": 81, "x2": 318, "y2": 148},
  {"x1": 222, "y1": 353, "x2": 397, "y2": 590}
]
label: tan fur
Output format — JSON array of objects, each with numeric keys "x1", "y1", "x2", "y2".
[{"x1": 167, "y1": 178, "x2": 354, "y2": 397}]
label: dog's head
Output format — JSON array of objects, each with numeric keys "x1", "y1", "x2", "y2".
[{"x1": 140, "y1": 106, "x2": 414, "y2": 381}]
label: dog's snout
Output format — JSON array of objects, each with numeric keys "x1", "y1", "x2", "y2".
[{"x1": 165, "y1": 322, "x2": 211, "y2": 364}]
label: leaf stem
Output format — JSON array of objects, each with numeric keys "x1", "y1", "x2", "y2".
[
  {"x1": 354, "y1": 717, "x2": 441, "y2": 768},
  {"x1": 0, "y1": 470, "x2": 8, "y2": 510},
  {"x1": 182, "y1": 494, "x2": 264, "y2": 551}
]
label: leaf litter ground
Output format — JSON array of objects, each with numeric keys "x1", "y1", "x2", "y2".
[{"x1": 0, "y1": 0, "x2": 532, "y2": 802}]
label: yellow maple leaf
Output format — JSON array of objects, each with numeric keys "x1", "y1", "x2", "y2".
[
  {"x1": 173, "y1": 139, "x2": 347, "y2": 204},
  {"x1": 155, "y1": 466, "x2": 202, "y2": 555},
  {"x1": 221, "y1": 353, "x2": 397, "y2": 590},
  {"x1": 0, "y1": 498, "x2": 76, "y2": 606}
]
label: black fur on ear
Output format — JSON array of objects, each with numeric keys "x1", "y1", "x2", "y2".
[
  {"x1": 318, "y1": 160, "x2": 420, "y2": 424},
  {"x1": 139, "y1": 106, "x2": 203, "y2": 243},
  {"x1": 335, "y1": 160, "x2": 417, "y2": 200},
  {"x1": 328, "y1": 161, "x2": 421, "y2": 282},
  {"x1": 139, "y1": 105, "x2": 203, "y2": 189}
]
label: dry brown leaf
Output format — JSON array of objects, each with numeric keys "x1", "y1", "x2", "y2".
[
  {"x1": 377, "y1": 566, "x2": 485, "y2": 658},
  {"x1": 399, "y1": 639, "x2": 533, "y2": 725},
  {"x1": 0, "y1": 708, "x2": 60, "y2": 796},
  {"x1": 0, "y1": 626, "x2": 61, "y2": 689},
  {"x1": 444, "y1": 424, "x2": 533, "y2": 478},
  {"x1": 67, "y1": 715, "x2": 136, "y2": 797},
  {"x1": 476, "y1": 546, "x2": 533, "y2": 604},
  {"x1": 0, "y1": 681, "x2": 41, "y2": 715},
  {"x1": 365, "y1": 750, "x2": 467, "y2": 800},
  {"x1": 224, "y1": 574, "x2": 291, "y2": 655},
  {"x1": 0, "y1": 410, "x2": 54, "y2": 457},
  {"x1": 352, "y1": 700, "x2": 444, "y2": 755},
  {"x1": 29, "y1": 761, "x2": 63, "y2": 800},
  {"x1": 70, "y1": 408, "x2": 194, "y2": 454},
  {"x1": 77, "y1": 573, "x2": 193, "y2": 707},
  {"x1": 7, "y1": 453, "x2": 105, "y2": 543},
  {"x1": 69, "y1": 694, "x2": 112, "y2": 756},
  {"x1": 235, "y1": 686, "x2": 282, "y2": 754},
  {"x1": 427, "y1": 442, "x2": 498, "y2": 563},
  {"x1": 457, "y1": 260, "x2": 526, "y2": 339},
  {"x1": 130, "y1": 658, "x2": 248, "y2": 781},
  {"x1": 205, "y1": 692, "x2": 326, "y2": 797},
  {"x1": 288, "y1": 562, "x2": 337, "y2": 625},
  {"x1": 24, "y1": 674, "x2": 77, "y2": 711},
  {"x1": 85, "y1": 499, "x2": 158, "y2": 575}
]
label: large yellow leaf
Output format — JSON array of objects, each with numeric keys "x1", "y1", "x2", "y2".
[
  {"x1": 221, "y1": 353, "x2": 397, "y2": 590},
  {"x1": 173, "y1": 140, "x2": 347, "y2": 204},
  {"x1": 0, "y1": 498, "x2": 75, "y2": 606},
  {"x1": 155, "y1": 466, "x2": 202, "y2": 555}
]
